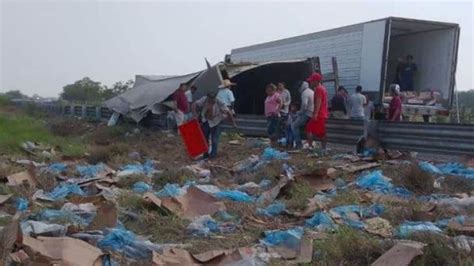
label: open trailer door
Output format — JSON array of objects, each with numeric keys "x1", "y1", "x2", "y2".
[{"x1": 359, "y1": 19, "x2": 390, "y2": 104}]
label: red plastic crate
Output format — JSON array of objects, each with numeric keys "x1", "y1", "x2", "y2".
[{"x1": 178, "y1": 119, "x2": 209, "y2": 158}]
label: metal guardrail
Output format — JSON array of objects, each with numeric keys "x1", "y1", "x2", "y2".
[
  {"x1": 221, "y1": 115, "x2": 365, "y2": 145},
  {"x1": 377, "y1": 121, "x2": 474, "y2": 155},
  {"x1": 52, "y1": 104, "x2": 474, "y2": 155}
]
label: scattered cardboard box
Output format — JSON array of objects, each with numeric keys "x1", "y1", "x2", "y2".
[
  {"x1": 22, "y1": 236, "x2": 104, "y2": 266},
  {"x1": 371, "y1": 241, "x2": 425, "y2": 266},
  {"x1": 326, "y1": 168, "x2": 339, "y2": 179},
  {"x1": 152, "y1": 249, "x2": 196, "y2": 265},
  {"x1": 193, "y1": 247, "x2": 259, "y2": 265},
  {"x1": 10, "y1": 249, "x2": 30, "y2": 264},
  {"x1": 336, "y1": 162, "x2": 380, "y2": 173},
  {"x1": 86, "y1": 201, "x2": 118, "y2": 230},
  {"x1": 0, "y1": 214, "x2": 21, "y2": 265},
  {"x1": 448, "y1": 218, "x2": 474, "y2": 236},
  {"x1": 7, "y1": 169, "x2": 36, "y2": 187},
  {"x1": 160, "y1": 187, "x2": 226, "y2": 219},
  {"x1": 296, "y1": 175, "x2": 335, "y2": 192},
  {"x1": 0, "y1": 194, "x2": 13, "y2": 205},
  {"x1": 143, "y1": 192, "x2": 163, "y2": 207},
  {"x1": 228, "y1": 140, "x2": 241, "y2": 145},
  {"x1": 257, "y1": 176, "x2": 292, "y2": 207}
]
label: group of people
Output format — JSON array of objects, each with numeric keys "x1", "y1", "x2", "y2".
[
  {"x1": 330, "y1": 83, "x2": 402, "y2": 122},
  {"x1": 264, "y1": 73, "x2": 329, "y2": 151},
  {"x1": 330, "y1": 85, "x2": 375, "y2": 121},
  {"x1": 173, "y1": 70, "x2": 405, "y2": 159},
  {"x1": 172, "y1": 79, "x2": 237, "y2": 159}
]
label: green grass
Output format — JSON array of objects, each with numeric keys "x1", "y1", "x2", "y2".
[
  {"x1": 0, "y1": 111, "x2": 86, "y2": 157},
  {"x1": 0, "y1": 95, "x2": 10, "y2": 107},
  {"x1": 285, "y1": 181, "x2": 314, "y2": 210},
  {"x1": 314, "y1": 226, "x2": 390, "y2": 265},
  {"x1": 152, "y1": 168, "x2": 198, "y2": 188},
  {"x1": 409, "y1": 232, "x2": 473, "y2": 266},
  {"x1": 327, "y1": 190, "x2": 360, "y2": 208}
]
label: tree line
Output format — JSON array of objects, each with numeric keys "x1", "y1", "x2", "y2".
[
  {"x1": 458, "y1": 90, "x2": 474, "y2": 123},
  {"x1": 1, "y1": 77, "x2": 133, "y2": 103},
  {"x1": 60, "y1": 77, "x2": 133, "y2": 102}
]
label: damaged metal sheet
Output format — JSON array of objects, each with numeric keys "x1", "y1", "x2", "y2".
[
  {"x1": 105, "y1": 62, "x2": 224, "y2": 122},
  {"x1": 105, "y1": 72, "x2": 202, "y2": 122}
]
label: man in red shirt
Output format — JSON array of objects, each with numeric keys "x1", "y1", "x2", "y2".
[
  {"x1": 305, "y1": 73, "x2": 329, "y2": 152},
  {"x1": 173, "y1": 83, "x2": 189, "y2": 126}
]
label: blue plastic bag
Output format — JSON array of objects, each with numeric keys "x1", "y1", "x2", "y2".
[
  {"x1": 98, "y1": 228, "x2": 136, "y2": 251},
  {"x1": 262, "y1": 147, "x2": 290, "y2": 161},
  {"x1": 356, "y1": 171, "x2": 392, "y2": 191},
  {"x1": 397, "y1": 221, "x2": 442, "y2": 237},
  {"x1": 46, "y1": 183, "x2": 86, "y2": 200},
  {"x1": 361, "y1": 148, "x2": 377, "y2": 157},
  {"x1": 419, "y1": 162, "x2": 442, "y2": 175},
  {"x1": 261, "y1": 227, "x2": 304, "y2": 248},
  {"x1": 15, "y1": 198, "x2": 29, "y2": 211},
  {"x1": 437, "y1": 163, "x2": 474, "y2": 179},
  {"x1": 305, "y1": 212, "x2": 335, "y2": 230},
  {"x1": 259, "y1": 179, "x2": 272, "y2": 190},
  {"x1": 187, "y1": 215, "x2": 220, "y2": 237},
  {"x1": 257, "y1": 202, "x2": 286, "y2": 217},
  {"x1": 37, "y1": 209, "x2": 90, "y2": 225},
  {"x1": 435, "y1": 215, "x2": 465, "y2": 229},
  {"x1": 121, "y1": 160, "x2": 156, "y2": 176},
  {"x1": 330, "y1": 205, "x2": 365, "y2": 229},
  {"x1": 356, "y1": 170, "x2": 412, "y2": 197},
  {"x1": 155, "y1": 183, "x2": 186, "y2": 197},
  {"x1": 76, "y1": 163, "x2": 105, "y2": 178},
  {"x1": 214, "y1": 211, "x2": 236, "y2": 222},
  {"x1": 420, "y1": 162, "x2": 474, "y2": 179},
  {"x1": 215, "y1": 190, "x2": 254, "y2": 202},
  {"x1": 132, "y1": 182, "x2": 152, "y2": 193},
  {"x1": 362, "y1": 203, "x2": 385, "y2": 218},
  {"x1": 47, "y1": 163, "x2": 68, "y2": 174}
]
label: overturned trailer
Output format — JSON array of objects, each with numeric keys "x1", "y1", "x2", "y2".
[{"x1": 105, "y1": 59, "x2": 319, "y2": 122}]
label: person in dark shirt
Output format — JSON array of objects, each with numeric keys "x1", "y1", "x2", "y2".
[
  {"x1": 330, "y1": 86, "x2": 347, "y2": 119},
  {"x1": 399, "y1": 55, "x2": 417, "y2": 91},
  {"x1": 394, "y1": 57, "x2": 405, "y2": 84}
]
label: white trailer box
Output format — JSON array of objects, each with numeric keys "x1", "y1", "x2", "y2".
[{"x1": 230, "y1": 17, "x2": 459, "y2": 111}]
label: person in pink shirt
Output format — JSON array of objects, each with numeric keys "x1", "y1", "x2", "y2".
[{"x1": 264, "y1": 83, "x2": 281, "y2": 144}]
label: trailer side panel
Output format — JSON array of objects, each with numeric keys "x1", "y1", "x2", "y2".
[{"x1": 230, "y1": 24, "x2": 365, "y2": 96}]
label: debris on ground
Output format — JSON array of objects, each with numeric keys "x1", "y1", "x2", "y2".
[
  {"x1": 371, "y1": 241, "x2": 425, "y2": 266},
  {"x1": 1, "y1": 113, "x2": 473, "y2": 265}
]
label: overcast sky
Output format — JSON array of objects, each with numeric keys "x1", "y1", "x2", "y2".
[{"x1": 1, "y1": 0, "x2": 473, "y2": 97}]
